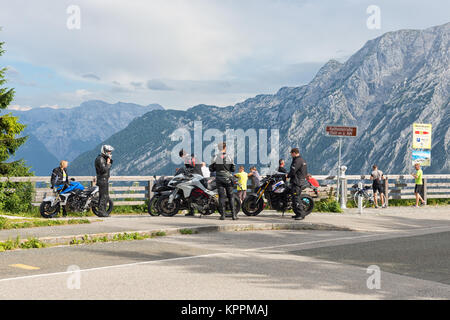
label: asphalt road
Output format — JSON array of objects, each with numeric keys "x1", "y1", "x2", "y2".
[{"x1": 0, "y1": 224, "x2": 449, "y2": 299}]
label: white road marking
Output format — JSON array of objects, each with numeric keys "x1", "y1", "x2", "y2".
[{"x1": 0, "y1": 225, "x2": 448, "y2": 283}]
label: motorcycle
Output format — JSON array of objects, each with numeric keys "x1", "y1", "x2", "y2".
[
  {"x1": 242, "y1": 172, "x2": 314, "y2": 217},
  {"x1": 148, "y1": 175, "x2": 174, "y2": 216},
  {"x1": 40, "y1": 179, "x2": 113, "y2": 218},
  {"x1": 157, "y1": 170, "x2": 240, "y2": 217}
]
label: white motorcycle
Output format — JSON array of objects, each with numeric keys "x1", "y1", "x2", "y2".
[{"x1": 157, "y1": 171, "x2": 240, "y2": 217}]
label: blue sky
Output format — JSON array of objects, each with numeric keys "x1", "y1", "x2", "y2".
[{"x1": 1, "y1": 0, "x2": 449, "y2": 110}]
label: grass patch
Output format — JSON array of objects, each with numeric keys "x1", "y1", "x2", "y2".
[
  {"x1": 0, "y1": 236, "x2": 47, "y2": 252},
  {"x1": 0, "y1": 217, "x2": 90, "y2": 230},
  {"x1": 152, "y1": 231, "x2": 166, "y2": 237},
  {"x1": 345, "y1": 198, "x2": 450, "y2": 208},
  {"x1": 68, "y1": 231, "x2": 164, "y2": 246},
  {"x1": 179, "y1": 228, "x2": 197, "y2": 235}
]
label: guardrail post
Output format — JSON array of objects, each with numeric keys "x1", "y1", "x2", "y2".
[
  {"x1": 148, "y1": 179, "x2": 153, "y2": 200},
  {"x1": 340, "y1": 177, "x2": 347, "y2": 209},
  {"x1": 423, "y1": 178, "x2": 427, "y2": 203},
  {"x1": 358, "y1": 182, "x2": 363, "y2": 214}
]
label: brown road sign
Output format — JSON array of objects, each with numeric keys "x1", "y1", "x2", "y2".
[{"x1": 326, "y1": 125, "x2": 358, "y2": 137}]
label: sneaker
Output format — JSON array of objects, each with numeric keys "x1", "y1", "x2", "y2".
[
  {"x1": 382, "y1": 204, "x2": 387, "y2": 208},
  {"x1": 414, "y1": 205, "x2": 420, "y2": 208},
  {"x1": 294, "y1": 215, "x2": 304, "y2": 220}
]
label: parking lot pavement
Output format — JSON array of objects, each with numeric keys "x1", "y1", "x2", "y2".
[
  {"x1": 0, "y1": 223, "x2": 449, "y2": 299},
  {"x1": 1, "y1": 205, "x2": 449, "y2": 243}
]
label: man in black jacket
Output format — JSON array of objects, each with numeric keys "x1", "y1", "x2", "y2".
[
  {"x1": 288, "y1": 148, "x2": 308, "y2": 220},
  {"x1": 209, "y1": 142, "x2": 237, "y2": 220},
  {"x1": 95, "y1": 145, "x2": 114, "y2": 217},
  {"x1": 51, "y1": 160, "x2": 69, "y2": 189},
  {"x1": 51, "y1": 160, "x2": 69, "y2": 216}
]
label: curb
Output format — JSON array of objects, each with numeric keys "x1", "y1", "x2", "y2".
[{"x1": 35, "y1": 222, "x2": 353, "y2": 245}]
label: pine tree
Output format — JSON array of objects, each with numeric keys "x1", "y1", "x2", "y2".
[{"x1": 0, "y1": 36, "x2": 29, "y2": 176}]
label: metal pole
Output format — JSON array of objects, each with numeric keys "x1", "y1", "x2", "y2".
[
  {"x1": 336, "y1": 138, "x2": 342, "y2": 202},
  {"x1": 358, "y1": 182, "x2": 363, "y2": 214}
]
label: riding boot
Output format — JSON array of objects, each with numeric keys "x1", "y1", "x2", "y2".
[{"x1": 231, "y1": 201, "x2": 238, "y2": 220}]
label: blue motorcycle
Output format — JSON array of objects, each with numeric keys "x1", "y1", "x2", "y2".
[{"x1": 40, "y1": 179, "x2": 113, "y2": 218}]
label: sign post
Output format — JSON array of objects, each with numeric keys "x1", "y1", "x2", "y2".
[{"x1": 325, "y1": 125, "x2": 358, "y2": 208}]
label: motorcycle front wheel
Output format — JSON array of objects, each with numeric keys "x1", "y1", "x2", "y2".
[
  {"x1": 242, "y1": 195, "x2": 264, "y2": 216},
  {"x1": 148, "y1": 195, "x2": 161, "y2": 216},
  {"x1": 157, "y1": 195, "x2": 180, "y2": 217},
  {"x1": 39, "y1": 201, "x2": 60, "y2": 219}
]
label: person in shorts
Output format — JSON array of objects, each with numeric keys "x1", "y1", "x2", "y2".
[
  {"x1": 370, "y1": 165, "x2": 386, "y2": 208},
  {"x1": 234, "y1": 166, "x2": 248, "y2": 204},
  {"x1": 412, "y1": 163, "x2": 426, "y2": 207}
]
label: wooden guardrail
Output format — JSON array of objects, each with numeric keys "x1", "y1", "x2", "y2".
[{"x1": 1, "y1": 174, "x2": 449, "y2": 207}]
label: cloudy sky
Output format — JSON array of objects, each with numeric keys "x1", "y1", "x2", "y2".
[{"x1": 1, "y1": 0, "x2": 449, "y2": 110}]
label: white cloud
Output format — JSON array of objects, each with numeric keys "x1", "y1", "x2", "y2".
[
  {"x1": 1, "y1": 0, "x2": 449, "y2": 109},
  {"x1": 7, "y1": 105, "x2": 32, "y2": 111}
]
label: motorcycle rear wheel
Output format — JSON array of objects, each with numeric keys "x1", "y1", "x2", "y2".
[
  {"x1": 293, "y1": 195, "x2": 315, "y2": 217},
  {"x1": 91, "y1": 198, "x2": 114, "y2": 217}
]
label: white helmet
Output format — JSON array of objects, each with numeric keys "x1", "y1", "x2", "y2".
[{"x1": 101, "y1": 145, "x2": 114, "y2": 157}]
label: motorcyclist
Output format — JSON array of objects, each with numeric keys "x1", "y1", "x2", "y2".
[
  {"x1": 50, "y1": 160, "x2": 70, "y2": 216},
  {"x1": 287, "y1": 148, "x2": 309, "y2": 220},
  {"x1": 95, "y1": 145, "x2": 114, "y2": 217},
  {"x1": 178, "y1": 149, "x2": 202, "y2": 216},
  {"x1": 209, "y1": 142, "x2": 237, "y2": 220},
  {"x1": 179, "y1": 149, "x2": 203, "y2": 175}
]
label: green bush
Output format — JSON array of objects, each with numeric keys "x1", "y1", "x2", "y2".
[
  {"x1": 313, "y1": 199, "x2": 343, "y2": 213},
  {"x1": 0, "y1": 161, "x2": 34, "y2": 214}
]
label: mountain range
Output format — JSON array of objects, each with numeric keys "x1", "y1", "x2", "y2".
[
  {"x1": 9, "y1": 101, "x2": 163, "y2": 175},
  {"x1": 35, "y1": 23, "x2": 450, "y2": 176}
]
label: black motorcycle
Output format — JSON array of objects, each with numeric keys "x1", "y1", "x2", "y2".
[
  {"x1": 148, "y1": 175, "x2": 174, "y2": 216},
  {"x1": 242, "y1": 172, "x2": 314, "y2": 217}
]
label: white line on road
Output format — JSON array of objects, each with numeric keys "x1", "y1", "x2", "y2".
[{"x1": 0, "y1": 225, "x2": 448, "y2": 283}]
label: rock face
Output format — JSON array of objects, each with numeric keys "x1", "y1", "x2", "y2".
[
  {"x1": 10, "y1": 101, "x2": 163, "y2": 174},
  {"x1": 70, "y1": 23, "x2": 450, "y2": 176}
]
